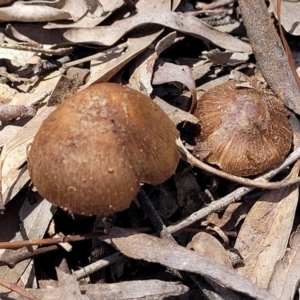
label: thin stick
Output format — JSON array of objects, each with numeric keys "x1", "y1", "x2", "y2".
[
  {"x1": 169, "y1": 140, "x2": 300, "y2": 234},
  {"x1": 176, "y1": 138, "x2": 300, "y2": 189}
]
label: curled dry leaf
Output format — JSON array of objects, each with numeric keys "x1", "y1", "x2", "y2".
[
  {"x1": 129, "y1": 31, "x2": 178, "y2": 95},
  {"x1": 45, "y1": 0, "x2": 125, "y2": 29},
  {"x1": 152, "y1": 60, "x2": 197, "y2": 111},
  {"x1": 81, "y1": 29, "x2": 163, "y2": 89},
  {"x1": 8, "y1": 12, "x2": 252, "y2": 52}
]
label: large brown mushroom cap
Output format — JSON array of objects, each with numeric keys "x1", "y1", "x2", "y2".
[
  {"x1": 28, "y1": 83, "x2": 180, "y2": 215},
  {"x1": 193, "y1": 80, "x2": 292, "y2": 176}
]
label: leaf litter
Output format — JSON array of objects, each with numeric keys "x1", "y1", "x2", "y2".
[{"x1": 0, "y1": 0, "x2": 300, "y2": 299}]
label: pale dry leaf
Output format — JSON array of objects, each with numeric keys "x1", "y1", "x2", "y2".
[
  {"x1": 9, "y1": 12, "x2": 252, "y2": 52},
  {"x1": 0, "y1": 126, "x2": 20, "y2": 148},
  {"x1": 7, "y1": 280, "x2": 188, "y2": 300},
  {"x1": 1, "y1": 106, "x2": 55, "y2": 205},
  {"x1": 235, "y1": 161, "x2": 300, "y2": 288},
  {"x1": 187, "y1": 232, "x2": 232, "y2": 269},
  {"x1": 207, "y1": 202, "x2": 253, "y2": 232},
  {"x1": 0, "y1": 0, "x2": 88, "y2": 22},
  {"x1": 129, "y1": 32, "x2": 177, "y2": 95},
  {"x1": 101, "y1": 227, "x2": 277, "y2": 300},
  {"x1": 269, "y1": 0, "x2": 300, "y2": 35},
  {"x1": 268, "y1": 226, "x2": 300, "y2": 300},
  {"x1": 205, "y1": 49, "x2": 233, "y2": 65},
  {"x1": 153, "y1": 96, "x2": 199, "y2": 125},
  {"x1": 0, "y1": 47, "x2": 35, "y2": 66},
  {"x1": 11, "y1": 70, "x2": 61, "y2": 105},
  {"x1": 81, "y1": 29, "x2": 163, "y2": 89},
  {"x1": 0, "y1": 84, "x2": 16, "y2": 105},
  {"x1": 135, "y1": 0, "x2": 171, "y2": 12},
  {"x1": 85, "y1": 280, "x2": 188, "y2": 300},
  {"x1": 45, "y1": 0, "x2": 124, "y2": 29},
  {"x1": 0, "y1": 198, "x2": 55, "y2": 293},
  {"x1": 187, "y1": 232, "x2": 240, "y2": 299},
  {"x1": 56, "y1": 269, "x2": 84, "y2": 300},
  {"x1": 152, "y1": 60, "x2": 197, "y2": 110}
]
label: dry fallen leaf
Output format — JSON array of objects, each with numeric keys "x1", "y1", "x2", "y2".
[
  {"x1": 101, "y1": 227, "x2": 277, "y2": 300},
  {"x1": 81, "y1": 29, "x2": 163, "y2": 89},
  {"x1": 187, "y1": 232, "x2": 232, "y2": 269},
  {"x1": 129, "y1": 31, "x2": 178, "y2": 95},
  {"x1": 56, "y1": 269, "x2": 83, "y2": 300},
  {"x1": 235, "y1": 161, "x2": 300, "y2": 288},
  {"x1": 0, "y1": 198, "x2": 55, "y2": 293},
  {"x1": 8, "y1": 12, "x2": 252, "y2": 52},
  {"x1": 0, "y1": 0, "x2": 89, "y2": 22},
  {"x1": 269, "y1": 0, "x2": 300, "y2": 35},
  {"x1": 1, "y1": 106, "x2": 55, "y2": 206},
  {"x1": 268, "y1": 226, "x2": 300, "y2": 300},
  {"x1": 152, "y1": 59, "x2": 196, "y2": 111}
]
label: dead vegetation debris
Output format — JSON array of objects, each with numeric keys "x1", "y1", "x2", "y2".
[{"x1": 0, "y1": 0, "x2": 300, "y2": 299}]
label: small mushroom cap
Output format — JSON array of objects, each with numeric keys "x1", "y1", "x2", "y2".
[
  {"x1": 193, "y1": 80, "x2": 292, "y2": 176},
  {"x1": 28, "y1": 83, "x2": 180, "y2": 215}
]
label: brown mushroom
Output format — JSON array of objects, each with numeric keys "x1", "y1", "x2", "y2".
[
  {"x1": 193, "y1": 80, "x2": 292, "y2": 176},
  {"x1": 27, "y1": 83, "x2": 180, "y2": 215}
]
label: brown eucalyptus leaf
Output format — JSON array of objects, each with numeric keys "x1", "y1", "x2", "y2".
[
  {"x1": 235, "y1": 161, "x2": 300, "y2": 288},
  {"x1": 268, "y1": 226, "x2": 300, "y2": 300},
  {"x1": 101, "y1": 227, "x2": 277, "y2": 300}
]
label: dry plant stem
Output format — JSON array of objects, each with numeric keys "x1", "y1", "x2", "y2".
[
  {"x1": 176, "y1": 138, "x2": 300, "y2": 189},
  {"x1": 0, "y1": 232, "x2": 105, "y2": 250},
  {"x1": 237, "y1": 0, "x2": 300, "y2": 114},
  {"x1": 74, "y1": 252, "x2": 123, "y2": 280},
  {"x1": 0, "y1": 245, "x2": 59, "y2": 268},
  {"x1": 0, "y1": 43, "x2": 74, "y2": 56},
  {"x1": 169, "y1": 143, "x2": 300, "y2": 234},
  {"x1": 0, "y1": 105, "x2": 36, "y2": 121},
  {"x1": 62, "y1": 42, "x2": 128, "y2": 70},
  {"x1": 0, "y1": 279, "x2": 38, "y2": 300}
]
